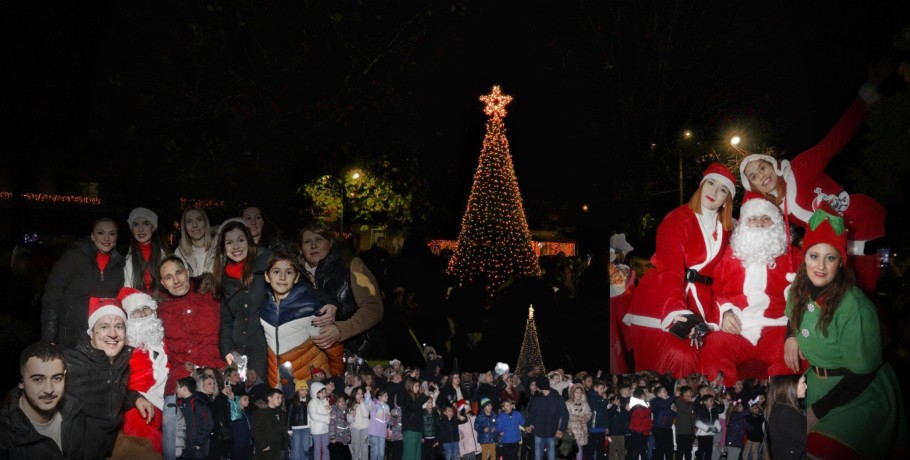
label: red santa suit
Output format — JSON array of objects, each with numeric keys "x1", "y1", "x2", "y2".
[
  {"x1": 123, "y1": 345, "x2": 169, "y2": 452},
  {"x1": 698, "y1": 239, "x2": 802, "y2": 383},
  {"x1": 117, "y1": 286, "x2": 169, "y2": 453},
  {"x1": 623, "y1": 204, "x2": 728, "y2": 378},
  {"x1": 740, "y1": 97, "x2": 886, "y2": 291}
]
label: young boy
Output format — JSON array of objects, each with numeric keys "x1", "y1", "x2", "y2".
[
  {"x1": 231, "y1": 392, "x2": 253, "y2": 460},
  {"x1": 626, "y1": 389, "x2": 652, "y2": 460},
  {"x1": 607, "y1": 382, "x2": 631, "y2": 460},
  {"x1": 673, "y1": 386, "x2": 696, "y2": 460},
  {"x1": 649, "y1": 385, "x2": 675, "y2": 460},
  {"x1": 494, "y1": 400, "x2": 524, "y2": 460},
  {"x1": 177, "y1": 377, "x2": 213, "y2": 458},
  {"x1": 437, "y1": 405, "x2": 466, "y2": 460},
  {"x1": 473, "y1": 398, "x2": 497, "y2": 460}
]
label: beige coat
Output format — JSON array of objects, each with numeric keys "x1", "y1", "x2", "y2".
[{"x1": 566, "y1": 398, "x2": 592, "y2": 446}]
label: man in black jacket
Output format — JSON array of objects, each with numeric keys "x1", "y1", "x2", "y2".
[
  {"x1": 0, "y1": 342, "x2": 87, "y2": 459},
  {"x1": 525, "y1": 376, "x2": 569, "y2": 460},
  {"x1": 63, "y1": 297, "x2": 156, "y2": 459}
]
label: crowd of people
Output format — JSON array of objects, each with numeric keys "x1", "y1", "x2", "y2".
[{"x1": 611, "y1": 69, "x2": 908, "y2": 459}]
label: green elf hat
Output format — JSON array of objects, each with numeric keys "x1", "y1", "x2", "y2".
[{"x1": 802, "y1": 202, "x2": 847, "y2": 259}]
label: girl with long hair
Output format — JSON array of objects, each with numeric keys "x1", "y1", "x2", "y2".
[
  {"x1": 214, "y1": 219, "x2": 272, "y2": 380},
  {"x1": 400, "y1": 377, "x2": 430, "y2": 460},
  {"x1": 785, "y1": 206, "x2": 907, "y2": 459},
  {"x1": 175, "y1": 206, "x2": 216, "y2": 278},
  {"x1": 765, "y1": 374, "x2": 806, "y2": 460},
  {"x1": 241, "y1": 205, "x2": 288, "y2": 252},
  {"x1": 124, "y1": 207, "x2": 170, "y2": 293},
  {"x1": 623, "y1": 163, "x2": 736, "y2": 377}
]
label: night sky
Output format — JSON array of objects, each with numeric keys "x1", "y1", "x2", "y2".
[{"x1": 5, "y1": 1, "x2": 909, "y2": 249}]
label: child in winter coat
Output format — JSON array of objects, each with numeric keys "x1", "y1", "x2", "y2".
[
  {"x1": 474, "y1": 397, "x2": 497, "y2": 460},
  {"x1": 437, "y1": 404, "x2": 467, "y2": 460},
  {"x1": 177, "y1": 377, "x2": 214, "y2": 458},
  {"x1": 607, "y1": 384, "x2": 632, "y2": 460},
  {"x1": 421, "y1": 398, "x2": 441, "y2": 460},
  {"x1": 494, "y1": 400, "x2": 524, "y2": 460},
  {"x1": 366, "y1": 389, "x2": 391, "y2": 460},
  {"x1": 457, "y1": 400, "x2": 481, "y2": 460},
  {"x1": 309, "y1": 382, "x2": 333, "y2": 460},
  {"x1": 329, "y1": 393, "x2": 352, "y2": 460},
  {"x1": 350, "y1": 387, "x2": 371, "y2": 460},
  {"x1": 673, "y1": 386, "x2": 697, "y2": 460},
  {"x1": 694, "y1": 396, "x2": 721, "y2": 460},
  {"x1": 626, "y1": 389, "x2": 652, "y2": 460},
  {"x1": 649, "y1": 386, "x2": 676, "y2": 460},
  {"x1": 231, "y1": 392, "x2": 253, "y2": 460},
  {"x1": 743, "y1": 401, "x2": 765, "y2": 460},
  {"x1": 723, "y1": 400, "x2": 748, "y2": 460}
]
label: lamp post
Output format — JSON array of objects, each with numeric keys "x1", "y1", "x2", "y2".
[
  {"x1": 339, "y1": 170, "x2": 364, "y2": 239},
  {"x1": 680, "y1": 130, "x2": 693, "y2": 205}
]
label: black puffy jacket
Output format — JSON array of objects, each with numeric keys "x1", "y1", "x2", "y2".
[
  {"x1": 219, "y1": 248, "x2": 272, "y2": 378},
  {"x1": 41, "y1": 237, "x2": 125, "y2": 349},
  {"x1": 0, "y1": 387, "x2": 87, "y2": 459}
]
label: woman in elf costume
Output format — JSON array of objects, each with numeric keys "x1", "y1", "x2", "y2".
[{"x1": 786, "y1": 205, "x2": 907, "y2": 459}]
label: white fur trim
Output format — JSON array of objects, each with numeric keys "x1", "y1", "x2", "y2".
[
  {"x1": 739, "y1": 197, "x2": 782, "y2": 222},
  {"x1": 622, "y1": 313, "x2": 661, "y2": 329},
  {"x1": 739, "y1": 154, "x2": 782, "y2": 192},
  {"x1": 122, "y1": 292, "x2": 157, "y2": 317},
  {"x1": 703, "y1": 173, "x2": 736, "y2": 199},
  {"x1": 139, "y1": 346, "x2": 169, "y2": 410},
  {"x1": 87, "y1": 306, "x2": 127, "y2": 334}
]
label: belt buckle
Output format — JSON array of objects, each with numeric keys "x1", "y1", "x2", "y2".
[
  {"x1": 816, "y1": 366, "x2": 828, "y2": 380},
  {"x1": 685, "y1": 269, "x2": 696, "y2": 283}
]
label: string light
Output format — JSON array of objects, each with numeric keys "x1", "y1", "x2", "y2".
[
  {"x1": 515, "y1": 305, "x2": 545, "y2": 378},
  {"x1": 428, "y1": 239, "x2": 576, "y2": 257},
  {"x1": 447, "y1": 85, "x2": 542, "y2": 297},
  {"x1": 179, "y1": 198, "x2": 225, "y2": 210},
  {"x1": 0, "y1": 192, "x2": 11, "y2": 200},
  {"x1": 17, "y1": 193, "x2": 102, "y2": 205}
]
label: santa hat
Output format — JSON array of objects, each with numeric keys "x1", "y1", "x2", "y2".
[
  {"x1": 739, "y1": 192, "x2": 783, "y2": 225},
  {"x1": 739, "y1": 154, "x2": 782, "y2": 192},
  {"x1": 802, "y1": 203, "x2": 848, "y2": 260},
  {"x1": 87, "y1": 297, "x2": 126, "y2": 334},
  {"x1": 117, "y1": 286, "x2": 157, "y2": 318},
  {"x1": 456, "y1": 399, "x2": 469, "y2": 413},
  {"x1": 701, "y1": 162, "x2": 737, "y2": 200},
  {"x1": 312, "y1": 367, "x2": 326, "y2": 376},
  {"x1": 127, "y1": 207, "x2": 159, "y2": 230},
  {"x1": 389, "y1": 359, "x2": 401, "y2": 367}
]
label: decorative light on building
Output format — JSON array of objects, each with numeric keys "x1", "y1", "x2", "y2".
[
  {"x1": 179, "y1": 198, "x2": 225, "y2": 210},
  {"x1": 18, "y1": 193, "x2": 102, "y2": 205}
]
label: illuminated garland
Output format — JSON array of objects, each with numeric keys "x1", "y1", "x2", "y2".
[
  {"x1": 515, "y1": 306, "x2": 545, "y2": 377},
  {"x1": 446, "y1": 86, "x2": 542, "y2": 297},
  {"x1": 179, "y1": 198, "x2": 225, "y2": 210},
  {"x1": 10, "y1": 192, "x2": 102, "y2": 205}
]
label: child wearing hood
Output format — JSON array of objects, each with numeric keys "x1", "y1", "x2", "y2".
[{"x1": 309, "y1": 382, "x2": 333, "y2": 460}]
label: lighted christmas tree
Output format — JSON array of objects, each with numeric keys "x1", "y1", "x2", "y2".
[
  {"x1": 447, "y1": 85, "x2": 541, "y2": 297},
  {"x1": 515, "y1": 305, "x2": 545, "y2": 378}
]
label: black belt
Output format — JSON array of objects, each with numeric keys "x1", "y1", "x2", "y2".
[
  {"x1": 685, "y1": 269, "x2": 713, "y2": 285},
  {"x1": 812, "y1": 366, "x2": 851, "y2": 379}
]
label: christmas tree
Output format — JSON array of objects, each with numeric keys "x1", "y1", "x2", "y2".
[
  {"x1": 515, "y1": 305, "x2": 545, "y2": 378},
  {"x1": 447, "y1": 85, "x2": 541, "y2": 297}
]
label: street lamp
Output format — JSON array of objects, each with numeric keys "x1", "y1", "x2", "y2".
[
  {"x1": 339, "y1": 170, "x2": 365, "y2": 238},
  {"x1": 730, "y1": 135, "x2": 741, "y2": 146}
]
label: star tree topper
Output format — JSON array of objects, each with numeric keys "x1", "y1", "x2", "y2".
[{"x1": 479, "y1": 85, "x2": 513, "y2": 118}]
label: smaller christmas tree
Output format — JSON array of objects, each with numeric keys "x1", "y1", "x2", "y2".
[{"x1": 515, "y1": 305, "x2": 545, "y2": 378}]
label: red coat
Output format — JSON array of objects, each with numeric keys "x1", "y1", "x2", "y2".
[
  {"x1": 710, "y1": 245, "x2": 802, "y2": 345},
  {"x1": 625, "y1": 205, "x2": 728, "y2": 330},
  {"x1": 158, "y1": 290, "x2": 226, "y2": 394},
  {"x1": 629, "y1": 406, "x2": 652, "y2": 435},
  {"x1": 778, "y1": 97, "x2": 885, "y2": 243}
]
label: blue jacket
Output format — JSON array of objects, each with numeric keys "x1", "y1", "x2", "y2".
[
  {"x1": 724, "y1": 408, "x2": 749, "y2": 448},
  {"x1": 586, "y1": 390, "x2": 610, "y2": 433},
  {"x1": 525, "y1": 391, "x2": 569, "y2": 438},
  {"x1": 474, "y1": 412, "x2": 498, "y2": 444},
  {"x1": 181, "y1": 392, "x2": 214, "y2": 458},
  {"x1": 495, "y1": 410, "x2": 525, "y2": 444},
  {"x1": 649, "y1": 395, "x2": 676, "y2": 429}
]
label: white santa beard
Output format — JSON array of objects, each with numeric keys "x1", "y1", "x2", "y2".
[
  {"x1": 730, "y1": 221, "x2": 787, "y2": 267},
  {"x1": 126, "y1": 315, "x2": 165, "y2": 350}
]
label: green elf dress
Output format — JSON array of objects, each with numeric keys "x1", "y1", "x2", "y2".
[{"x1": 787, "y1": 285, "x2": 907, "y2": 459}]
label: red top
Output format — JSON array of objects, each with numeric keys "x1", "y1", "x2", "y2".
[
  {"x1": 139, "y1": 242, "x2": 153, "y2": 291},
  {"x1": 225, "y1": 260, "x2": 244, "y2": 280},
  {"x1": 96, "y1": 251, "x2": 110, "y2": 272}
]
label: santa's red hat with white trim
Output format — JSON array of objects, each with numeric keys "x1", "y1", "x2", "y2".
[
  {"x1": 701, "y1": 162, "x2": 737, "y2": 199},
  {"x1": 87, "y1": 297, "x2": 126, "y2": 334},
  {"x1": 117, "y1": 286, "x2": 157, "y2": 318}
]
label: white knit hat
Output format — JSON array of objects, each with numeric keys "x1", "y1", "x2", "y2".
[{"x1": 127, "y1": 207, "x2": 159, "y2": 230}]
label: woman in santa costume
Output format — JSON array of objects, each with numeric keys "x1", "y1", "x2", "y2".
[
  {"x1": 739, "y1": 78, "x2": 888, "y2": 292},
  {"x1": 786, "y1": 205, "x2": 906, "y2": 459},
  {"x1": 623, "y1": 163, "x2": 735, "y2": 378}
]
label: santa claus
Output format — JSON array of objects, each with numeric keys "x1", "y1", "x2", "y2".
[
  {"x1": 698, "y1": 194, "x2": 802, "y2": 383},
  {"x1": 118, "y1": 286, "x2": 169, "y2": 453}
]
